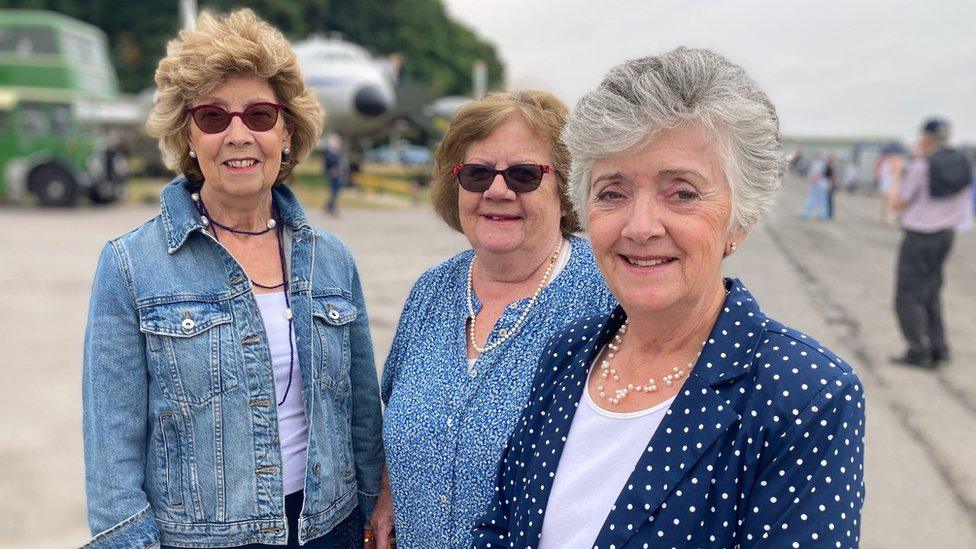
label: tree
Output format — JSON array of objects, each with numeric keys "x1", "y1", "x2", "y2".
[{"x1": 0, "y1": 0, "x2": 505, "y2": 95}]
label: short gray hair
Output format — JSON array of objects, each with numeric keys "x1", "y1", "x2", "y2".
[{"x1": 563, "y1": 47, "x2": 785, "y2": 231}]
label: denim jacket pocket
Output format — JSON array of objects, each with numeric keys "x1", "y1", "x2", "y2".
[
  {"x1": 311, "y1": 295, "x2": 357, "y2": 391},
  {"x1": 157, "y1": 412, "x2": 185, "y2": 508},
  {"x1": 139, "y1": 301, "x2": 238, "y2": 404}
]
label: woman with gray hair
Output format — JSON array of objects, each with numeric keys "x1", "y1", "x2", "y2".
[{"x1": 473, "y1": 48, "x2": 865, "y2": 548}]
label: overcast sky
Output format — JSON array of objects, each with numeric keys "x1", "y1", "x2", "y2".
[{"x1": 443, "y1": 0, "x2": 976, "y2": 143}]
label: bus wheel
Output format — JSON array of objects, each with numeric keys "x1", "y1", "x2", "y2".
[
  {"x1": 89, "y1": 180, "x2": 123, "y2": 204},
  {"x1": 30, "y1": 164, "x2": 79, "y2": 207}
]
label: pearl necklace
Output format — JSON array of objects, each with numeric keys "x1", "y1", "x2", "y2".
[
  {"x1": 596, "y1": 319, "x2": 701, "y2": 405},
  {"x1": 466, "y1": 238, "x2": 564, "y2": 354}
]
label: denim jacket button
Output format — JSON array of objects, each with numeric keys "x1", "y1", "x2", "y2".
[
  {"x1": 312, "y1": 462, "x2": 321, "y2": 475},
  {"x1": 327, "y1": 305, "x2": 340, "y2": 321},
  {"x1": 180, "y1": 312, "x2": 195, "y2": 331}
]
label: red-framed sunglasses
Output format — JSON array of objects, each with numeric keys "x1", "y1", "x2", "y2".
[
  {"x1": 185, "y1": 102, "x2": 286, "y2": 134},
  {"x1": 451, "y1": 163, "x2": 551, "y2": 193}
]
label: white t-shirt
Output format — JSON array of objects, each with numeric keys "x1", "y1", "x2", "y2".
[
  {"x1": 538, "y1": 362, "x2": 675, "y2": 549},
  {"x1": 467, "y1": 238, "x2": 572, "y2": 373},
  {"x1": 254, "y1": 291, "x2": 308, "y2": 495}
]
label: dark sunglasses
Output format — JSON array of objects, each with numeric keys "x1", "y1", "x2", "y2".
[
  {"x1": 185, "y1": 102, "x2": 286, "y2": 134},
  {"x1": 452, "y1": 163, "x2": 551, "y2": 193}
]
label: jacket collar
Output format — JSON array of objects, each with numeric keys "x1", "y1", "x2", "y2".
[
  {"x1": 160, "y1": 176, "x2": 313, "y2": 254},
  {"x1": 692, "y1": 278, "x2": 770, "y2": 387}
]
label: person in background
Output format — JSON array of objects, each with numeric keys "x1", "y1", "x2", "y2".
[
  {"x1": 889, "y1": 117, "x2": 974, "y2": 367},
  {"x1": 324, "y1": 133, "x2": 344, "y2": 216},
  {"x1": 877, "y1": 143, "x2": 905, "y2": 225},
  {"x1": 801, "y1": 152, "x2": 830, "y2": 220},
  {"x1": 82, "y1": 10, "x2": 383, "y2": 547},
  {"x1": 843, "y1": 158, "x2": 860, "y2": 193},
  {"x1": 373, "y1": 90, "x2": 616, "y2": 548},
  {"x1": 473, "y1": 47, "x2": 865, "y2": 549},
  {"x1": 825, "y1": 155, "x2": 837, "y2": 219}
]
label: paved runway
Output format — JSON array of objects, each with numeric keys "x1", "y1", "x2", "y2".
[{"x1": 1, "y1": 175, "x2": 973, "y2": 547}]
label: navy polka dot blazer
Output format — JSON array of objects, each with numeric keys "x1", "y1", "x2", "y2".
[{"x1": 472, "y1": 279, "x2": 865, "y2": 549}]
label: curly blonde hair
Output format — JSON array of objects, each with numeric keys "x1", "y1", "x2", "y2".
[
  {"x1": 430, "y1": 90, "x2": 580, "y2": 235},
  {"x1": 146, "y1": 9, "x2": 323, "y2": 184}
]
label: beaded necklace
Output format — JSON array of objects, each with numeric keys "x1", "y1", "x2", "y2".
[{"x1": 192, "y1": 192, "x2": 295, "y2": 405}]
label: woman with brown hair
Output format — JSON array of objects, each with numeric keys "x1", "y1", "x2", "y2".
[{"x1": 373, "y1": 91, "x2": 615, "y2": 548}]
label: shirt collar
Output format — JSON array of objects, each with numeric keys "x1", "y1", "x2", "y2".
[{"x1": 160, "y1": 176, "x2": 313, "y2": 254}]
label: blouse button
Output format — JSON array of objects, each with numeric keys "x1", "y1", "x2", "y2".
[
  {"x1": 439, "y1": 494, "x2": 448, "y2": 505},
  {"x1": 468, "y1": 369, "x2": 478, "y2": 379},
  {"x1": 447, "y1": 417, "x2": 454, "y2": 428}
]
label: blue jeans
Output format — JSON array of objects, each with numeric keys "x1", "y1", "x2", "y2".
[
  {"x1": 802, "y1": 185, "x2": 829, "y2": 219},
  {"x1": 162, "y1": 496, "x2": 363, "y2": 548},
  {"x1": 327, "y1": 177, "x2": 343, "y2": 213}
]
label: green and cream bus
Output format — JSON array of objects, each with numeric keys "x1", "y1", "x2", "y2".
[{"x1": 0, "y1": 9, "x2": 127, "y2": 206}]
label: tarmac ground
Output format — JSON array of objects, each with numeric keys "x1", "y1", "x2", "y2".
[{"x1": 0, "y1": 175, "x2": 974, "y2": 547}]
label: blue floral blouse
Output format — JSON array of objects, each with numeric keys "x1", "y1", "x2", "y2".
[
  {"x1": 381, "y1": 235, "x2": 616, "y2": 548},
  {"x1": 473, "y1": 279, "x2": 866, "y2": 549}
]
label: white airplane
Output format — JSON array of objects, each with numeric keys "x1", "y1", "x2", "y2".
[
  {"x1": 178, "y1": 1, "x2": 395, "y2": 137},
  {"x1": 293, "y1": 35, "x2": 396, "y2": 136}
]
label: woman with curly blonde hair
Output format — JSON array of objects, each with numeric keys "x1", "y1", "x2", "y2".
[{"x1": 82, "y1": 9, "x2": 382, "y2": 548}]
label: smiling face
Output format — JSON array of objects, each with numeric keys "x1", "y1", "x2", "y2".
[
  {"x1": 458, "y1": 114, "x2": 563, "y2": 259},
  {"x1": 187, "y1": 75, "x2": 291, "y2": 199},
  {"x1": 587, "y1": 124, "x2": 746, "y2": 317}
]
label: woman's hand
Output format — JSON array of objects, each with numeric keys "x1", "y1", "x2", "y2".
[{"x1": 370, "y1": 464, "x2": 395, "y2": 548}]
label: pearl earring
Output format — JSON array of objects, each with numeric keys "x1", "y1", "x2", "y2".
[
  {"x1": 729, "y1": 242, "x2": 738, "y2": 253},
  {"x1": 188, "y1": 150, "x2": 196, "y2": 159},
  {"x1": 282, "y1": 147, "x2": 291, "y2": 156}
]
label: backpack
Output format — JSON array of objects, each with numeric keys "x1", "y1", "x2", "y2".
[{"x1": 928, "y1": 148, "x2": 973, "y2": 198}]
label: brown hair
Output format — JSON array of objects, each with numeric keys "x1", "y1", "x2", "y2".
[
  {"x1": 146, "y1": 9, "x2": 323, "y2": 184},
  {"x1": 430, "y1": 90, "x2": 580, "y2": 235}
]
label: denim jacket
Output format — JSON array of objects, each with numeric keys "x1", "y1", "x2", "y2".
[{"x1": 83, "y1": 177, "x2": 384, "y2": 548}]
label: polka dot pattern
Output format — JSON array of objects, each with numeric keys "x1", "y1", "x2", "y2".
[
  {"x1": 472, "y1": 279, "x2": 865, "y2": 549},
  {"x1": 381, "y1": 236, "x2": 616, "y2": 548}
]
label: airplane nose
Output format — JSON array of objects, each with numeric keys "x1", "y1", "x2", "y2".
[{"x1": 354, "y1": 85, "x2": 388, "y2": 117}]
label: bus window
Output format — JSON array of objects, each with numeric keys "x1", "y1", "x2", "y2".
[
  {"x1": 51, "y1": 104, "x2": 73, "y2": 138},
  {"x1": 62, "y1": 31, "x2": 98, "y2": 64},
  {"x1": 19, "y1": 102, "x2": 50, "y2": 137},
  {"x1": 0, "y1": 27, "x2": 57, "y2": 55}
]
